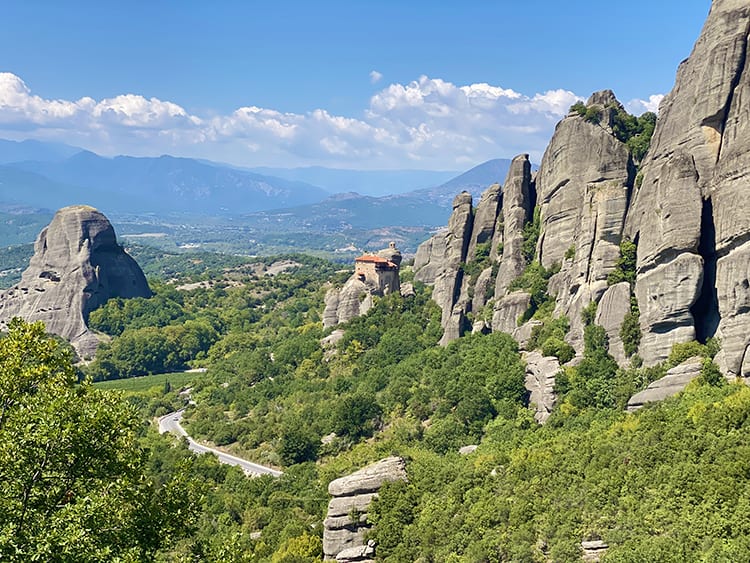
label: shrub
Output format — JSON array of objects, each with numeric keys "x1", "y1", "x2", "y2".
[
  {"x1": 542, "y1": 337, "x2": 576, "y2": 364},
  {"x1": 667, "y1": 338, "x2": 721, "y2": 368},
  {"x1": 620, "y1": 311, "x2": 641, "y2": 357},
  {"x1": 607, "y1": 237, "x2": 637, "y2": 286},
  {"x1": 584, "y1": 105, "x2": 602, "y2": 124},
  {"x1": 581, "y1": 300, "x2": 598, "y2": 327},
  {"x1": 570, "y1": 101, "x2": 587, "y2": 116},
  {"x1": 509, "y1": 261, "x2": 557, "y2": 323},
  {"x1": 521, "y1": 206, "x2": 541, "y2": 264}
]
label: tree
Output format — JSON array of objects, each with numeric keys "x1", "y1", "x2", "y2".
[
  {"x1": 0, "y1": 318, "x2": 197, "y2": 561},
  {"x1": 330, "y1": 394, "x2": 382, "y2": 439}
]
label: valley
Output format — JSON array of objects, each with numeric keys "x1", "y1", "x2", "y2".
[{"x1": 2, "y1": 2, "x2": 749, "y2": 562}]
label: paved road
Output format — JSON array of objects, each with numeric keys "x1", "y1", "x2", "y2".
[{"x1": 158, "y1": 409, "x2": 282, "y2": 477}]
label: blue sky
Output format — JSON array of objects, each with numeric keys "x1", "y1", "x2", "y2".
[{"x1": 0, "y1": 1, "x2": 710, "y2": 169}]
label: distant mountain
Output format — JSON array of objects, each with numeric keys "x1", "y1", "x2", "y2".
[
  {"x1": 0, "y1": 165, "x2": 135, "y2": 212},
  {"x1": 247, "y1": 166, "x2": 460, "y2": 197},
  {"x1": 0, "y1": 139, "x2": 83, "y2": 165},
  {"x1": 6, "y1": 152, "x2": 329, "y2": 214},
  {"x1": 408, "y1": 158, "x2": 515, "y2": 206},
  {"x1": 242, "y1": 158, "x2": 513, "y2": 232}
]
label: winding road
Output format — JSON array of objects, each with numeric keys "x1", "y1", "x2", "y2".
[{"x1": 158, "y1": 409, "x2": 282, "y2": 477}]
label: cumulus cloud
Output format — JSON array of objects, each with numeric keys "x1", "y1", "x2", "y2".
[
  {"x1": 625, "y1": 94, "x2": 665, "y2": 115},
  {"x1": 0, "y1": 71, "x2": 653, "y2": 168},
  {"x1": 369, "y1": 70, "x2": 383, "y2": 84}
]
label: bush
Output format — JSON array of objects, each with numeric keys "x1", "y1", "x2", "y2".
[
  {"x1": 584, "y1": 105, "x2": 602, "y2": 124},
  {"x1": 607, "y1": 238, "x2": 637, "y2": 286},
  {"x1": 581, "y1": 300, "x2": 598, "y2": 327},
  {"x1": 542, "y1": 337, "x2": 576, "y2": 364},
  {"x1": 620, "y1": 311, "x2": 641, "y2": 357},
  {"x1": 521, "y1": 206, "x2": 541, "y2": 264},
  {"x1": 667, "y1": 338, "x2": 720, "y2": 368},
  {"x1": 570, "y1": 101, "x2": 587, "y2": 116},
  {"x1": 509, "y1": 261, "x2": 558, "y2": 324}
]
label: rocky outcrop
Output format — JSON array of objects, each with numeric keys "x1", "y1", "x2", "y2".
[
  {"x1": 0, "y1": 205, "x2": 150, "y2": 358},
  {"x1": 467, "y1": 183, "x2": 502, "y2": 263},
  {"x1": 323, "y1": 243, "x2": 402, "y2": 328},
  {"x1": 323, "y1": 457, "x2": 407, "y2": 561},
  {"x1": 626, "y1": 357, "x2": 703, "y2": 412},
  {"x1": 495, "y1": 155, "x2": 534, "y2": 297},
  {"x1": 595, "y1": 282, "x2": 632, "y2": 366},
  {"x1": 581, "y1": 540, "x2": 609, "y2": 562},
  {"x1": 414, "y1": 192, "x2": 476, "y2": 345},
  {"x1": 492, "y1": 292, "x2": 531, "y2": 335},
  {"x1": 537, "y1": 91, "x2": 634, "y2": 353},
  {"x1": 323, "y1": 280, "x2": 373, "y2": 328},
  {"x1": 625, "y1": 1, "x2": 750, "y2": 371},
  {"x1": 523, "y1": 351, "x2": 559, "y2": 423},
  {"x1": 407, "y1": 0, "x2": 750, "y2": 382}
]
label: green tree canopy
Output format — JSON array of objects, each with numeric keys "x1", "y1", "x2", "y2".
[{"x1": 0, "y1": 318, "x2": 197, "y2": 561}]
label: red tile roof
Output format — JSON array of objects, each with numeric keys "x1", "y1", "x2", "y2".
[{"x1": 355, "y1": 254, "x2": 397, "y2": 268}]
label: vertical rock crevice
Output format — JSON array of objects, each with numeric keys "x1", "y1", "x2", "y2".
[{"x1": 691, "y1": 196, "x2": 720, "y2": 343}]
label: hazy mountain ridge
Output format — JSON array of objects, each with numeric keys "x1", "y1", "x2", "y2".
[
  {"x1": 6, "y1": 152, "x2": 329, "y2": 214},
  {"x1": 247, "y1": 165, "x2": 461, "y2": 197}
]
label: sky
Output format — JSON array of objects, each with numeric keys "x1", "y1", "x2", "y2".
[{"x1": 0, "y1": 0, "x2": 710, "y2": 170}]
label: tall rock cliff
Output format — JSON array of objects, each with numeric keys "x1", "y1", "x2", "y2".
[
  {"x1": 414, "y1": 192, "x2": 476, "y2": 345},
  {"x1": 625, "y1": 0, "x2": 750, "y2": 375},
  {"x1": 390, "y1": 0, "x2": 750, "y2": 392},
  {"x1": 538, "y1": 91, "x2": 635, "y2": 353},
  {"x1": 0, "y1": 205, "x2": 151, "y2": 357},
  {"x1": 494, "y1": 154, "x2": 535, "y2": 297}
]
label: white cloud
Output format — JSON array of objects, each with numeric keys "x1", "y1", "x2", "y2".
[
  {"x1": 625, "y1": 94, "x2": 665, "y2": 115},
  {"x1": 369, "y1": 70, "x2": 383, "y2": 84},
  {"x1": 0, "y1": 71, "x2": 661, "y2": 169}
]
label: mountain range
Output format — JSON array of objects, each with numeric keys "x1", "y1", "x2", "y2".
[{"x1": 0, "y1": 138, "x2": 513, "y2": 248}]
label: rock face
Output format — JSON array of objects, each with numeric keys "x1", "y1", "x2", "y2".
[
  {"x1": 537, "y1": 91, "x2": 634, "y2": 353},
  {"x1": 494, "y1": 154, "x2": 534, "y2": 297},
  {"x1": 625, "y1": 1, "x2": 750, "y2": 372},
  {"x1": 323, "y1": 280, "x2": 373, "y2": 328},
  {"x1": 492, "y1": 292, "x2": 531, "y2": 335},
  {"x1": 409, "y1": 0, "x2": 750, "y2": 387},
  {"x1": 595, "y1": 282, "x2": 632, "y2": 366},
  {"x1": 0, "y1": 205, "x2": 151, "y2": 357},
  {"x1": 323, "y1": 457, "x2": 408, "y2": 561},
  {"x1": 523, "y1": 351, "x2": 560, "y2": 423},
  {"x1": 626, "y1": 357, "x2": 703, "y2": 412},
  {"x1": 414, "y1": 192, "x2": 477, "y2": 345},
  {"x1": 581, "y1": 540, "x2": 609, "y2": 562}
]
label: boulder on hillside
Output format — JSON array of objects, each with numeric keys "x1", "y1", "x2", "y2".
[
  {"x1": 626, "y1": 357, "x2": 703, "y2": 412},
  {"x1": 323, "y1": 457, "x2": 407, "y2": 560}
]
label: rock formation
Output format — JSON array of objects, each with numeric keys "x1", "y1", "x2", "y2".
[
  {"x1": 370, "y1": 0, "x2": 750, "y2": 424},
  {"x1": 323, "y1": 456, "x2": 407, "y2": 561},
  {"x1": 0, "y1": 205, "x2": 151, "y2": 358},
  {"x1": 494, "y1": 154, "x2": 534, "y2": 297},
  {"x1": 537, "y1": 91, "x2": 634, "y2": 353},
  {"x1": 323, "y1": 243, "x2": 402, "y2": 328},
  {"x1": 625, "y1": 0, "x2": 750, "y2": 374},
  {"x1": 414, "y1": 192, "x2": 476, "y2": 345},
  {"x1": 594, "y1": 282, "x2": 632, "y2": 367},
  {"x1": 581, "y1": 539, "x2": 609, "y2": 562},
  {"x1": 626, "y1": 357, "x2": 703, "y2": 412},
  {"x1": 523, "y1": 351, "x2": 559, "y2": 423}
]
